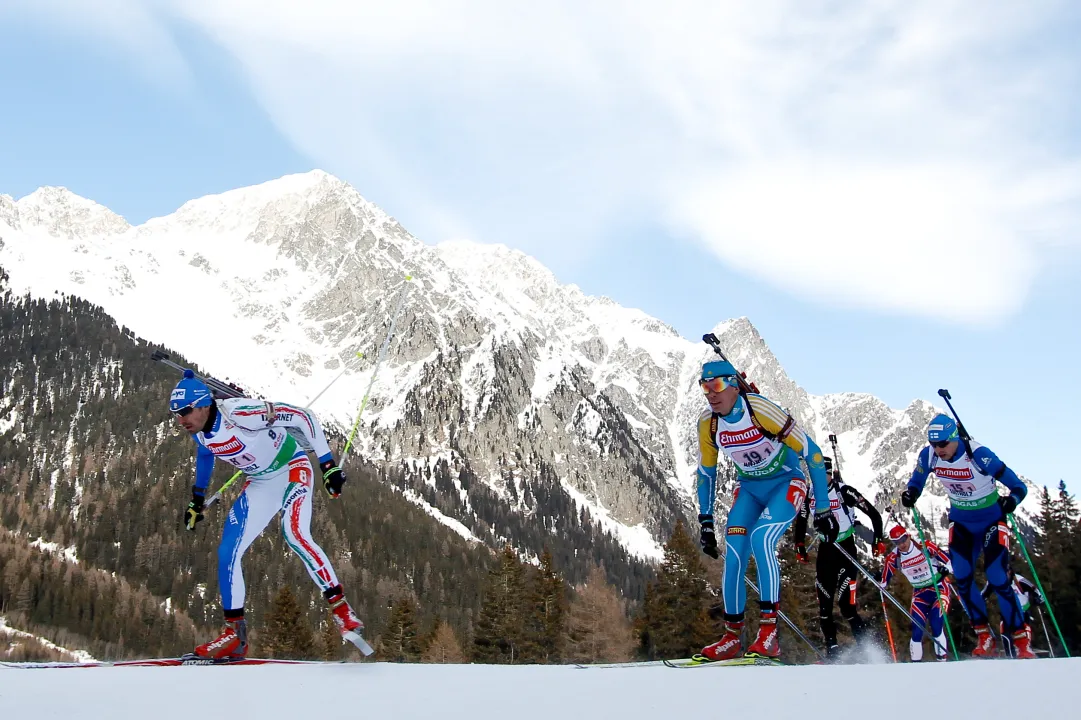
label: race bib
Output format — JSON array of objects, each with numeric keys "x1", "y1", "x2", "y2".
[
  {"x1": 228, "y1": 452, "x2": 258, "y2": 469},
  {"x1": 944, "y1": 481, "x2": 977, "y2": 498},
  {"x1": 734, "y1": 441, "x2": 777, "y2": 470}
]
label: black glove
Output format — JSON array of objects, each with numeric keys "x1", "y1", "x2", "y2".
[
  {"x1": 699, "y1": 514, "x2": 719, "y2": 559},
  {"x1": 320, "y1": 459, "x2": 347, "y2": 499},
  {"x1": 998, "y1": 495, "x2": 1018, "y2": 515},
  {"x1": 795, "y1": 541, "x2": 809, "y2": 563},
  {"x1": 184, "y1": 490, "x2": 205, "y2": 531},
  {"x1": 814, "y1": 510, "x2": 839, "y2": 543},
  {"x1": 900, "y1": 488, "x2": 920, "y2": 508}
]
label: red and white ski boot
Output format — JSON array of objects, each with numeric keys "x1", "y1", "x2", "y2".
[
  {"x1": 1012, "y1": 626, "x2": 1036, "y2": 659},
  {"x1": 330, "y1": 597, "x2": 364, "y2": 635},
  {"x1": 327, "y1": 589, "x2": 374, "y2": 656},
  {"x1": 699, "y1": 621, "x2": 744, "y2": 662},
  {"x1": 971, "y1": 624, "x2": 998, "y2": 658},
  {"x1": 193, "y1": 617, "x2": 248, "y2": 660},
  {"x1": 746, "y1": 611, "x2": 781, "y2": 658}
]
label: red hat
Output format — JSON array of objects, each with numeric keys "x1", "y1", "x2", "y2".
[{"x1": 888, "y1": 525, "x2": 909, "y2": 542}]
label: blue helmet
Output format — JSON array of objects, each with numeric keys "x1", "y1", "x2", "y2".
[
  {"x1": 927, "y1": 413, "x2": 959, "y2": 444},
  {"x1": 701, "y1": 360, "x2": 738, "y2": 381},
  {"x1": 170, "y1": 369, "x2": 213, "y2": 412}
]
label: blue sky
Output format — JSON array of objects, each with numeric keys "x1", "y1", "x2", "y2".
[{"x1": 2, "y1": 2, "x2": 1079, "y2": 489}]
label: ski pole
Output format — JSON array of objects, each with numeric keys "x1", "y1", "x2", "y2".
[
  {"x1": 936, "y1": 389, "x2": 976, "y2": 461},
  {"x1": 218, "y1": 278, "x2": 410, "y2": 502},
  {"x1": 743, "y1": 575, "x2": 825, "y2": 662},
  {"x1": 155, "y1": 276, "x2": 411, "y2": 509},
  {"x1": 828, "y1": 434, "x2": 842, "y2": 471},
  {"x1": 342, "y1": 276, "x2": 412, "y2": 457},
  {"x1": 307, "y1": 350, "x2": 366, "y2": 407},
  {"x1": 880, "y1": 588, "x2": 898, "y2": 662},
  {"x1": 1006, "y1": 514, "x2": 1071, "y2": 657},
  {"x1": 910, "y1": 509, "x2": 960, "y2": 660},
  {"x1": 827, "y1": 538, "x2": 937, "y2": 644},
  {"x1": 1037, "y1": 607, "x2": 1055, "y2": 659}
]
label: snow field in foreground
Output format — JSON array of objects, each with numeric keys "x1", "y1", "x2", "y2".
[{"x1": 2, "y1": 658, "x2": 1076, "y2": 720}]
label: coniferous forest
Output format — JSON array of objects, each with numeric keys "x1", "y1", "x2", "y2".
[{"x1": 1, "y1": 264, "x2": 1079, "y2": 664}]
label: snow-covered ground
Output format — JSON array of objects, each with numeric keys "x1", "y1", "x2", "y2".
[{"x1": 1, "y1": 659, "x2": 1075, "y2": 719}]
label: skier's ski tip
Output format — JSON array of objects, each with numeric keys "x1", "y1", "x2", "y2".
[{"x1": 343, "y1": 631, "x2": 375, "y2": 657}]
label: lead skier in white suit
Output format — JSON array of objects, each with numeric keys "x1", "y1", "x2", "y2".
[{"x1": 171, "y1": 369, "x2": 363, "y2": 659}]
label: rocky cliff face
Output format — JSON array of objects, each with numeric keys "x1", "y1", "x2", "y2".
[{"x1": 0, "y1": 171, "x2": 967, "y2": 564}]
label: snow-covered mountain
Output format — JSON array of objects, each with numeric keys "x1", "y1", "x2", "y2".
[{"x1": 0, "y1": 172, "x2": 962, "y2": 559}]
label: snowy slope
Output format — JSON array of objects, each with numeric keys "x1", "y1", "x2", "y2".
[
  {"x1": 0, "y1": 617, "x2": 95, "y2": 664},
  {"x1": 2, "y1": 659, "x2": 1076, "y2": 720},
  {"x1": 0, "y1": 173, "x2": 975, "y2": 557}
]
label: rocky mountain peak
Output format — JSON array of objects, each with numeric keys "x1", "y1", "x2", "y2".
[
  {"x1": 15, "y1": 187, "x2": 130, "y2": 240},
  {"x1": 0, "y1": 170, "x2": 963, "y2": 556}
]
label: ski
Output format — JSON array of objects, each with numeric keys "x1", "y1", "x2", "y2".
[
  {"x1": 343, "y1": 630, "x2": 375, "y2": 657},
  {"x1": 663, "y1": 654, "x2": 785, "y2": 668},
  {"x1": 573, "y1": 660, "x2": 668, "y2": 669},
  {"x1": 2, "y1": 656, "x2": 336, "y2": 669}
]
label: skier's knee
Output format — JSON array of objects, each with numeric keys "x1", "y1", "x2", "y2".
[{"x1": 952, "y1": 567, "x2": 974, "y2": 586}]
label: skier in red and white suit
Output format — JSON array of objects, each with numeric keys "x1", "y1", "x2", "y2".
[
  {"x1": 171, "y1": 370, "x2": 364, "y2": 659},
  {"x1": 880, "y1": 525, "x2": 952, "y2": 662}
]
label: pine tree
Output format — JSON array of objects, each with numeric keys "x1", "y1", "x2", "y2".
[
  {"x1": 382, "y1": 595, "x2": 422, "y2": 662},
  {"x1": 634, "y1": 519, "x2": 712, "y2": 659},
  {"x1": 1031, "y1": 481, "x2": 1080, "y2": 655},
  {"x1": 566, "y1": 565, "x2": 635, "y2": 664},
  {"x1": 521, "y1": 547, "x2": 567, "y2": 663},
  {"x1": 422, "y1": 621, "x2": 466, "y2": 663},
  {"x1": 318, "y1": 611, "x2": 342, "y2": 661},
  {"x1": 473, "y1": 546, "x2": 526, "y2": 663},
  {"x1": 259, "y1": 586, "x2": 316, "y2": 659}
]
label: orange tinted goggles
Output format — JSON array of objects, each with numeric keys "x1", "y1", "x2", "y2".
[{"x1": 699, "y1": 376, "x2": 739, "y2": 394}]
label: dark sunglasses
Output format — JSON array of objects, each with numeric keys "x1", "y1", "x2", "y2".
[
  {"x1": 174, "y1": 405, "x2": 197, "y2": 418},
  {"x1": 930, "y1": 439, "x2": 952, "y2": 449}
]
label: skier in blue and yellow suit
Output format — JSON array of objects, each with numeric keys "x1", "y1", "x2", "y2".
[{"x1": 695, "y1": 360, "x2": 837, "y2": 660}]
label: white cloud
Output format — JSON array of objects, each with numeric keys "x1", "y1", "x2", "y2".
[{"x1": 16, "y1": 0, "x2": 1081, "y2": 323}]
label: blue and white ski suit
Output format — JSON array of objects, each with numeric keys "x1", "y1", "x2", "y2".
[
  {"x1": 697, "y1": 394, "x2": 829, "y2": 617},
  {"x1": 907, "y1": 441, "x2": 1027, "y2": 631}
]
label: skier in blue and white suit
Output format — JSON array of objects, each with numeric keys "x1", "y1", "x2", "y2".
[
  {"x1": 901, "y1": 413, "x2": 1033, "y2": 658},
  {"x1": 695, "y1": 360, "x2": 838, "y2": 660}
]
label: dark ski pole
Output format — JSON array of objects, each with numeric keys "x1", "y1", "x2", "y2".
[
  {"x1": 827, "y1": 538, "x2": 938, "y2": 644},
  {"x1": 1037, "y1": 607, "x2": 1056, "y2": 658},
  {"x1": 828, "y1": 434, "x2": 842, "y2": 471}
]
